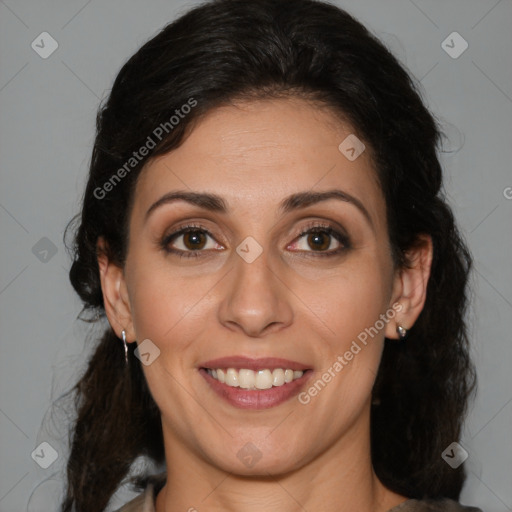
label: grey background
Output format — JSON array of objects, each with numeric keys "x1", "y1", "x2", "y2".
[{"x1": 1, "y1": 0, "x2": 511, "y2": 511}]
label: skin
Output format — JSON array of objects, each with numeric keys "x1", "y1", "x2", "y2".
[{"x1": 98, "y1": 97, "x2": 433, "y2": 512}]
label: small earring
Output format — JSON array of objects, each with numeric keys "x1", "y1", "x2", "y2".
[
  {"x1": 121, "y1": 330, "x2": 128, "y2": 364},
  {"x1": 396, "y1": 324, "x2": 408, "y2": 340}
]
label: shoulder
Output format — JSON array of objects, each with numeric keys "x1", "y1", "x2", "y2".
[
  {"x1": 113, "y1": 473, "x2": 167, "y2": 512},
  {"x1": 389, "y1": 498, "x2": 483, "y2": 512},
  {"x1": 114, "y1": 492, "x2": 148, "y2": 512}
]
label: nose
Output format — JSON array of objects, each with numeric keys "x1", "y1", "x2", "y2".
[{"x1": 217, "y1": 246, "x2": 294, "y2": 337}]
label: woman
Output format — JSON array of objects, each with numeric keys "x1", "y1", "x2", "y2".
[{"x1": 62, "y1": 0, "x2": 480, "y2": 511}]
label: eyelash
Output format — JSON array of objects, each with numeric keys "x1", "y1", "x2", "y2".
[{"x1": 160, "y1": 221, "x2": 351, "y2": 259}]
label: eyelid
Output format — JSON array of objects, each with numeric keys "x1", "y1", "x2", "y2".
[
  {"x1": 291, "y1": 219, "x2": 348, "y2": 240},
  {"x1": 161, "y1": 222, "x2": 223, "y2": 251}
]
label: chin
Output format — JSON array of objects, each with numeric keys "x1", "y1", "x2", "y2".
[{"x1": 206, "y1": 442, "x2": 308, "y2": 477}]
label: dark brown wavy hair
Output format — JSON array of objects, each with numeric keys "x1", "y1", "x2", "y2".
[{"x1": 61, "y1": 0, "x2": 476, "y2": 510}]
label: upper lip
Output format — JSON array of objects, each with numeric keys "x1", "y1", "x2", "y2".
[{"x1": 199, "y1": 356, "x2": 311, "y2": 371}]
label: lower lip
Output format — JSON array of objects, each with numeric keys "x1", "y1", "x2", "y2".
[{"x1": 199, "y1": 368, "x2": 313, "y2": 409}]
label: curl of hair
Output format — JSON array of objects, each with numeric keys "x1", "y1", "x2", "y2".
[{"x1": 62, "y1": 1, "x2": 476, "y2": 510}]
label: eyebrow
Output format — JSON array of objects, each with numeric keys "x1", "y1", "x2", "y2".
[{"x1": 145, "y1": 189, "x2": 373, "y2": 228}]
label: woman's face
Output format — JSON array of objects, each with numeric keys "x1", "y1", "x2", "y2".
[{"x1": 115, "y1": 97, "x2": 407, "y2": 475}]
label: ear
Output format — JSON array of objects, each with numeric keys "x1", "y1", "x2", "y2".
[
  {"x1": 96, "y1": 236, "x2": 136, "y2": 343},
  {"x1": 385, "y1": 234, "x2": 433, "y2": 340}
]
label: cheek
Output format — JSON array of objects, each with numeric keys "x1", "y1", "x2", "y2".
[
  {"x1": 126, "y1": 256, "x2": 206, "y2": 343},
  {"x1": 302, "y1": 255, "x2": 391, "y2": 397},
  {"x1": 302, "y1": 257, "x2": 391, "y2": 335},
  {"x1": 126, "y1": 232, "x2": 393, "y2": 357}
]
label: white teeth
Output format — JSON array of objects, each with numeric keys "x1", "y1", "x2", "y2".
[
  {"x1": 206, "y1": 367, "x2": 305, "y2": 389},
  {"x1": 255, "y1": 369, "x2": 273, "y2": 389},
  {"x1": 272, "y1": 368, "x2": 285, "y2": 386},
  {"x1": 225, "y1": 368, "x2": 239, "y2": 387},
  {"x1": 239, "y1": 369, "x2": 255, "y2": 389}
]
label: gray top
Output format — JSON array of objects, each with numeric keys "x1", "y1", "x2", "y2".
[{"x1": 114, "y1": 473, "x2": 483, "y2": 512}]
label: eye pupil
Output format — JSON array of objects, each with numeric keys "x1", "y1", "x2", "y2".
[
  {"x1": 308, "y1": 232, "x2": 330, "y2": 251},
  {"x1": 184, "y1": 230, "x2": 206, "y2": 250}
]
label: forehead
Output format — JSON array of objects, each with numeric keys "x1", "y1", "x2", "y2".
[{"x1": 133, "y1": 97, "x2": 384, "y2": 225}]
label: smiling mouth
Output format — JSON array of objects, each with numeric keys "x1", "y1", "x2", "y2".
[{"x1": 201, "y1": 367, "x2": 310, "y2": 390}]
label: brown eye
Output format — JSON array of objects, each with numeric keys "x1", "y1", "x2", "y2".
[
  {"x1": 161, "y1": 224, "x2": 223, "y2": 258},
  {"x1": 287, "y1": 223, "x2": 350, "y2": 258},
  {"x1": 182, "y1": 229, "x2": 208, "y2": 250},
  {"x1": 294, "y1": 228, "x2": 343, "y2": 253},
  {"x1": 306, "y1": 231, "x2": 332, "y2": 251}
]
